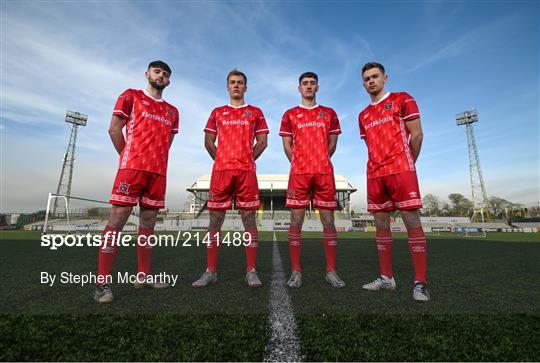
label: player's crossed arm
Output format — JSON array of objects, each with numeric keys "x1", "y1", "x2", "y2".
[
  {"x1": 253, "y1": 133, "x2": 268, "y2": 161},
  {"x1": 108, "y1": 115, "x2": 128, "y2": 155},
  {"x1": 204, "y1": 132, "x2": 218, "y2": 160},
  {"x1": 282, "y1": 136, "x2": 293, "y2": 162},
  {"x1": 405, "y1": 117, "x2": 423, "y2": 162},
  {"x1": 328, "y1": 134, "x2": 338, "y2": 157}
]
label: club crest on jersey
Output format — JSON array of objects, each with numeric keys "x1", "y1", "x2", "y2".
[
  {"x1": 166, "y1": 107, "x2": 174, "y2": 116},
  {"x1": 317, "y1": 111, "x2": 327, "y2": 119},
  {"x1": 117, "y1": 182, "x2": 130, "y2": 195},
  {"x1": 384, "y1": 102, "x2": 394, "y2": 111},
  {"x1": 243, "y1": 109, "x2": 253, "y2": 117}
]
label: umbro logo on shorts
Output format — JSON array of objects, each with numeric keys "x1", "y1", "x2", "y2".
[{"x1": 409, "y1": 191, "x2": 418, "y2": 198}]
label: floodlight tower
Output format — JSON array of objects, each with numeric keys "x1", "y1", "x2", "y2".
[
  {"x1": 52, "y1": 111, "x2": 88, "y2": 217},
  {"x1": 456, "y1": 109, "x2": 489, "y2": 222}
]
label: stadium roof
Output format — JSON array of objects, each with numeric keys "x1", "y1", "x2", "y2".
[{"x1": 186, "y1": 174, "x2": 357, "y2": 193}]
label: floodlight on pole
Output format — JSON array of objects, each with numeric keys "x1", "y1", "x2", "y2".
[
  {"x1": 456, "y1": 109, "x2": 489, "y2": 222},
  {"x1": 52, "y1": 111, "x2": 88, "y2": 218}
]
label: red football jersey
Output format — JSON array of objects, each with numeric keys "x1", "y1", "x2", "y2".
[
  {"x1": 358, "y1": 92, "x2": 420, "y2": 179},
  {"x1": 112, "y1": 89, "x2": 179, "y2": 176},
  {"x1": 204, "y1": 104, "x2": 269, "y2": 171},
  {"x1": 279, "y1": 105, "x2": 341, "y2": 175}
]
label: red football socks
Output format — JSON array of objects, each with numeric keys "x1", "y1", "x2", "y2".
[
  {"x1": 407, "y1": 227, "x2": 427, "y2": 283},
  {"x1": 97, "y1": 225, "x2": 120, "y2": 285},
  {"x1": 323, "y1": 226, "x2": 337, "y2": 272},
  {"x1": 288, "y1": 225, "x2": 302, "y2": 272},
  {"x1": 137, "y1": 227, "x2": 154, "y2": 276},
  {"x1": 244, "y1": 228, "x2": 259, "y2": 271},
  {"x1": 206, "y1": 229, "x2": 221, "y2": 272},
  {"x1": 376, "y1": 228, "x2": 393, "y2": 279}
]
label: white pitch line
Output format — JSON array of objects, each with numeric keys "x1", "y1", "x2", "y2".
[{"x1": 264, "y1": 232, "x2": 302, "y2": 362}]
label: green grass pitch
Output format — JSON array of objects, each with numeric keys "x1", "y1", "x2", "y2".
[{"x1": 1, "y1": 230, "x2": 539, "y2": 361}]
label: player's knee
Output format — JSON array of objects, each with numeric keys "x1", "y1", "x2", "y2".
[
  {"x1": 290, "y1": 217, "x2": 303, "y2": 228},
  {"x1": 109, "y1": 206, "x2": 132, "y2": 228},
  {"x1": 139, "y1": 220, "x2": 156, "y2": 229},
  {"x1": 373, "y1": 213, "x2": 390, "y2": 229},
  {"x1": 209, "y1": 212, "x2": 226, "y2": 230},
  {"x1": 320, "y1": 218, "x2": 334, "y2": 227},
  {"x1": 240, "y1": 211, "x2": 256, "y2": 228},
  {"x1": 401, "y1": 210, "x2": 421, "y2": 228}
]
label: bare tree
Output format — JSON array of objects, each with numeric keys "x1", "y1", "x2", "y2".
[{"x1": 422, "y1": 193, "x2": 441, "y2": 216}]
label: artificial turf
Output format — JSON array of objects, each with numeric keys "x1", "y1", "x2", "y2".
[{"x1": 1, "y1": 230, "x2": 538, "y2": 361}]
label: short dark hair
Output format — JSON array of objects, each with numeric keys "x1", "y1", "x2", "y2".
[
  {"x1": 362, "y1": 62, "x2": 385, "y2": 75},
  {"x1": 227, "y1": 69, "x2": 247, "y2": 84},
  {"x1": 148, "y1": 60, "x2": 172, "y2": 75},
  {"x1": 299, "y1": 71, "x2": 318, "y2": 84}
]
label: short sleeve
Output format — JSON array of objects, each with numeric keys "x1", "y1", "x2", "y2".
[
  {"x1": 279, "y1": 111, "x2": 293, "y2": 137},
  {"x1": 254, "y1": 109, "x2": 269, "y2": 135},
  {"x1": 204, "y1": 109, "x2": 218, "y2": 134},
  {"x1": 172, "y1": 107, "x2": 179, "y2": 134},
  {"x1": 401, "y1": 93, "x2": 420, "y2": 122},
  {"x1": 112, "y1": 89, "x2": 134, "y2": 120},
  {"x1": 358, "y1": 112, "x2": 366, "y2": 139},
  {"x1": 329, "y1": 109, "x2": 341, "y2": 135}
]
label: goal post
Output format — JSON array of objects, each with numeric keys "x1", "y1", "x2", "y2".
[{"x1": 43, "y1": 193, "x2": 138, "y2": 234}]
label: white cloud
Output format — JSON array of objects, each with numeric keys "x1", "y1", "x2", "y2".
[{"x1": 1, "y1": 1, "x2": 538, "y2": 214}]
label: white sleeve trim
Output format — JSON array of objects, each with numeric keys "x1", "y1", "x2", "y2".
[
  {"x1": 113, "y1": 110, "x2": 129, "y2": 119},
  {"x1": 403, "y1": 113, "x2": 420, "y2": 121}
]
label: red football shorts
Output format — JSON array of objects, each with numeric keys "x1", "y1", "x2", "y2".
[
  {"x1": 367, "y1": 171, "x2": 422, "y2": 213},
  {"x1": 207, "y1": 170, "x2": 260, "y2": 211},
  {"x1": 286, "y1": 173, "x2": 337, "y2": 210},
  {"x1": 109, "y1": 169, "x2": 166, "y2": 209}
]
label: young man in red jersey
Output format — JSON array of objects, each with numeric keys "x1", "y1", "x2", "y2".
[
  {"x1": 192, "y1": 69, "x2": 269, "y2": 288},
  {"x1": 358, "y1": 62, "x2": 430, "y2": 301},
  {"x1": 94, "y1": 60, "x2": 179, "y2": 303},
  {"x1": 279, "y1": 72, "x2": 345, "y2": 289}
]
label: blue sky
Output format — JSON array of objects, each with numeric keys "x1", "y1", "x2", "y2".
[{"x1": 1, "y1": 1, "x2": 538, "y2": 212}]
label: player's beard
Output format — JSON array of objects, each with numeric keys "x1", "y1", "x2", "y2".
[{"x1": 148, "y1": 78, "x2": 168, "y2": 91}]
